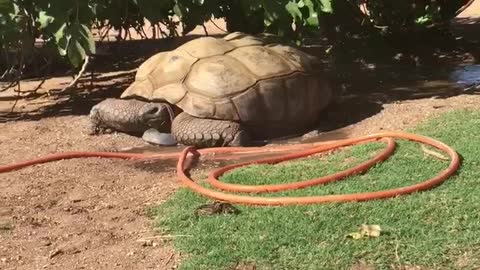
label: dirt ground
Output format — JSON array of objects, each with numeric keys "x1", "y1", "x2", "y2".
[{"x1": 1, "y1": 6, "x2": 480, "y2": 270}]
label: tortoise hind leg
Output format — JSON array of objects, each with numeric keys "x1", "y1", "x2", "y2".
[{"x1": 171, "y1": 112, "x2": 250, "y2": 148}]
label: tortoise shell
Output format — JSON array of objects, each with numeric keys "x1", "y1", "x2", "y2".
[{"x1": 121, "y1": 32, "x2": 332, "y2": 131}]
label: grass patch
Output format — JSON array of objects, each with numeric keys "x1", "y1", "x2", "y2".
[{"x1": 150, "y1": 109, "x2": 480, "y2": 270}]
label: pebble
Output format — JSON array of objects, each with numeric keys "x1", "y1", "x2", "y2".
[
  {"x1": 139, "y1": 239, "x2": 153, "y2": 247},
  {"x1": 49, "y1": 248, "x2": 63, "y2": 259},
  {"x1": 0, "y1": 221, "x2": 13, "y2": 231},
  {"x1": 302, "y1": 130, "x2": 321, "y2": 139}
]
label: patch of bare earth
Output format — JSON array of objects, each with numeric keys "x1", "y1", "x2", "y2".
[
  {"x1": 0, "y1": 115, "x2": 182, "y2": 270},
  {"x1": 1, "y1": 12, "x2": 480, "y2": 270},
  {"x1": 330, "y1": 94, "x2": 480, "y2": 138}
]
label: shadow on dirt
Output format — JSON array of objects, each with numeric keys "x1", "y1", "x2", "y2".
[{"x1": 0, "y1": 34, "x2": 225, "y2": 122}]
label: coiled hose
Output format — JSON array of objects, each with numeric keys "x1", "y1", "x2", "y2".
[{"x1": 0, "y1": 131, "x2": 460, "y2": 206}]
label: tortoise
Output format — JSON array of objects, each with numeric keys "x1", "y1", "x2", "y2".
[{"x1": 89, "y1": 32, "x2": 332, "y2": 147}]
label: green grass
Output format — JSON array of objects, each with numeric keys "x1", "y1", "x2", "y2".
[{"x1": 150, "y1": 109, "x2": 480, "y2": 270}]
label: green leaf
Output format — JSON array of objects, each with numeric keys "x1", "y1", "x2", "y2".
[
  {"x1": 76, "y1": 23, "x2": 96, "y2": 55},
  {"x1": 285, "y1": 1, "x2": 302, "y2": 21},
  {"x1": 37, "y1": 10, "x2": 54, "y2": 29},
  {"x1": 11, "y1": 1, "x2": 20, "y2": 16},
  {"x1": 67, "y1": 39, "x2": 86, "y2": 68},
  {"x1": 54, "y1": 23, "x2": 69, "y2": 56},
  {"x1": 173, "y1": 3, "x2": 183, "y2": 18},
  {"x1": 53, "y1": 22, "x2": 67, "y2": 42},
  {"x1": 88, "y1": 2, "x2": 98, "y2": 16},
  {"x1": 57, "y1": 35, "x2": 69, "y2": 56},
  {"x1": 415, "y1": 14, "x2": 433, "y2": 25},
  {"x1": 297, "y1": 0, "x2": 305, "y2": 8},
  {"x1": 304, "y1": 0, "x2": 319, "y2": 26},
  {"x1": 318, "y1": 0, "x2": 332, "y2": 13},
  {"x1": 305, "y1": 15, "x2": 318, "y2": 26}
]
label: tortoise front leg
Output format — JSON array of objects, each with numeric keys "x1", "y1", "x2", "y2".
[{"x1": 171, "y1": 112, "x2": 251, "y2": 148}]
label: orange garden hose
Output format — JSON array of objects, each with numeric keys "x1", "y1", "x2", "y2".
[{"x1": 1, "y1": 131, "x2": 460, "y2": 206}]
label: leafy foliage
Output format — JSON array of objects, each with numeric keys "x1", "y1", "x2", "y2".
[{"x1": 0, "y1": 0, "x2": 473, "y2": 72}]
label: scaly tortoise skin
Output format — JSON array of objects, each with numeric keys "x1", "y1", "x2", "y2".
[{"x1": 89, "y1": 32, "x2": 333, "y2": 147}]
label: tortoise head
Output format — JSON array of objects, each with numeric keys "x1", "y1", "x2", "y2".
[{"x1": 138, "y1": 102, "x2": 176, "y2": 132}]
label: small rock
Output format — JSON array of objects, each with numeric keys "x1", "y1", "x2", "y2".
[
  {"x1": 43, "y1": 241, "x2": 52, "y2": 247},
  {"x1": 69, "y1": 248, "x2": 81, "y2": 255},
  {"x1": 301, "y1": 130, "x2": 321, "y2": 139},
  {"x1": 0, "y1": 221, "x2": 13, "y2": 231},
  {"x1": 49, "y1": 248, "x2": 63, "y2": 259},
  {"x1": 127, "y1": 251, "x2": 135, "y2": 256},
  {"x1": 0, "y1": 207, "x2": 12, "y2": 216},
  {"x1": 68, "y1": 188, "x2": 88, "y2": 203},
  {"x1": 139, "y1": 239, "x2": 153, "y2": 247},
  {"x1": 1, "y1": 257, "x2": 7, "y2": 263}
]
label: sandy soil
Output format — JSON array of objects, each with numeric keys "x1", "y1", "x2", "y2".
[
  {"x1": 0, "y1": 117, "x2": 180, "y2": 270},
  {"x1": 1, "y1": 6, "x2": 480, "y2": 270}
]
